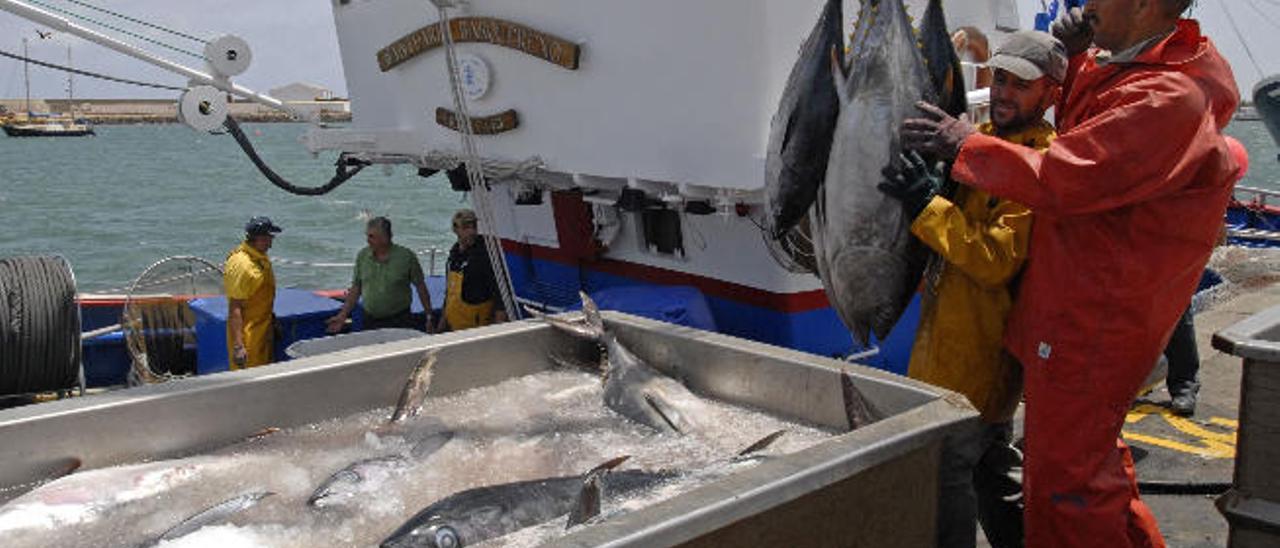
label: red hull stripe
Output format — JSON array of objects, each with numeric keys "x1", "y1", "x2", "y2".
[{"x1": 500, "y1": 240, "x2": 831, "y2": 313}]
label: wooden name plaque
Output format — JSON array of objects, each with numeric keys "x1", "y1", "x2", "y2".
[{"x1": 378, "y1": 17, "x2": 580, "y2": 72}]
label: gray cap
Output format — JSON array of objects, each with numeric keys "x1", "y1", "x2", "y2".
[{"x1": 985, "y1": 31, "x2": 1068, "y2": 83}]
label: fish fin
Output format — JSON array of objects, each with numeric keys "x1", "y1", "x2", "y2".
[
  {"x1": 539, "y1": 313, "x2": 603, "y2": 341},
  {"x1": 736, "y1": 430, "x2": 787, "y2": 458},
  {"x1": 567, "y1": 456, "x2": 631, "y2": 528},
  {"x1": 919, "y1": 0, "x2": 968, "y2": 117},
  {"x1": 644, "y1": 393, "x2": 684, "y2": 434},
  {"x1": 578, "y1": 291, "x2": 606, "y2": 337},
  {"x1": 842, "y1": 369, "x2": 882, "y2": 430},
  {"x1": 830, "y1": 45, "x2": 850, "y2": 100},
  {"x1": 389, "y1": 348, "x2": 438, "y2": 424},
  {"x1": 409, "y1": 429, "x2": 455, "y2": 459}
]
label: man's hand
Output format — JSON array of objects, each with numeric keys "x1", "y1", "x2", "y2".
[
  {"x1": 901, "y1": 102, "x2": 976, "y2": 161},
  {"x1": 1052, "y1": 7, "x2": 1093, "y2": 57},
  {"x1": 325, "y1": 312, "x2": 348, "y2": 334},
  {"x1": 878, "y1": 151, "x2": 943, "y2": 219},
  {"x1": 233, "y1": 344, "x2": 248, "y2": 367}
]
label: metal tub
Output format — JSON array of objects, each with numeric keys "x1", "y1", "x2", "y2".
[
  {"x1": 1213, "y1": 305, "x2": 1280, "y2": 548},
  {"x1": 0, "y1": 313, "x2": 977, "y2": 547}
]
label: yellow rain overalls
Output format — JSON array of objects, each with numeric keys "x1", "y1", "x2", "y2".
[
  {"x1": 223, "y1": 242, "x2": 276, "y2": 369},
  {"x1": 443, "y1": 242, "x2": 497, "y2": 331},
  {"x1": 443, "y1": 268, "x2": 495, "y2": 331},
  {"x1": 907, "y1": 119, "x2": 1053, "y2": 422}
]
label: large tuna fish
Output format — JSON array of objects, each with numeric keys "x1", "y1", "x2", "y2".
[
  {"x1": 763, "y1": 0, "x2": 844, "y2": 238},
  {"x1": 812, "y1": 0, "x2": 966, "y2": 345},
  {"x1": 379, "y1": 457, "x2": 674, "y2": 548}
]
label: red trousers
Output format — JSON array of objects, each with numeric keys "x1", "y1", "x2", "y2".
[{"x1": 1022, "y1": 356, "x2": 1165, "y2": 548}]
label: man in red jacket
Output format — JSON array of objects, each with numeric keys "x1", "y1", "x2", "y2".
[{"x1": 899, "y1": 0, "x2": 1239, "y2": 546}]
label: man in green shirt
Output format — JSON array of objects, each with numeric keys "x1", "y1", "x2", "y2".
[{"x1": 326, "y1": 217, "x2": 433, "y2": 333}]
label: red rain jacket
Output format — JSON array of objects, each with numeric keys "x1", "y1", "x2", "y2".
[{"x1": 951, "y1": 20, "x2": 1239, "y2": 391}]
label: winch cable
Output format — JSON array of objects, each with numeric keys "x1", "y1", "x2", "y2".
[
  {"x1": 0, "y1": 256, "x2": 81, "y2": 398},
  {"x1": 222, "y1": 115, "x2": 372, "y2": 197},
  {"x1": 0, "y1": 48, "x2": 185, "y2": 91},
  {"x1": 56, "y1": 0, "x2": 209, "y2": 44},
  {"x1": 431, "y1": 0, "x2": 520, "y2": 321},
  {"x1": 23, "y1": 0, "x2": 204, "y2": 59}
]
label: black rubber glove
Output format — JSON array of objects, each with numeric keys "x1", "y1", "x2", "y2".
[{"x1": 879, "y1": 151, "x2": 943, "y2": 220}]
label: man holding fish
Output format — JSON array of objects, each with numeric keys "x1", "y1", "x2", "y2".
[
  {"x1": 881, "y1": 29, "x2": 1067, "y2": 548},
  {"x1": 902, "y1": 1, "x2": 1239, "y2": 546}
]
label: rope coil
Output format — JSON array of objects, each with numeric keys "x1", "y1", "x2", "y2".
[{"x1": 0, "y1": 256, "x2": 81, "y2": 397}]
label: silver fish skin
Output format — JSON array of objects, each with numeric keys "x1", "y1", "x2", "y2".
[
  {"x1": 380, "y1": 461, "x2": 672, "y2": 548},
  {"x1": 763, "y1": 0, "x2": 844, "y2": 238},
  {"x1": 538, "y1": 292, "x2": 709, "y2": 434},
  {"x1": 390, "y1": 349, "x2": 438, "y2": 424},
  {"x1": 812, "y1": 0, "x2": 955, "y2": 345},
  {"x1": 307, "y1": 455, "x2": 409, "y2": 509},
  {"x1": 156, "y1": 491, "x2": 273, "y2": 542}
]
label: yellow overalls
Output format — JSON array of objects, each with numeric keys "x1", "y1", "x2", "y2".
[
  {"x1": 223, "y1": 242, "x2": 276, "y2": 369},
  {"x1": 907, "y1": 120, "x2": 1054, "y2": 422},
  {"x1": 444, "y1": 269, "x2": 494, "y2": 331}
]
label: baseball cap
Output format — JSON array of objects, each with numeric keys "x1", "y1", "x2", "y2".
[
  {"x1": 245, "y1": 216, "x2": 283, "y2": 236},
  {"x1": 985, "y1": 31, "x2": 1068, "y2": 83},
  {"x1": 452, "y1": 209, "x2": 478, "y2": 227}
]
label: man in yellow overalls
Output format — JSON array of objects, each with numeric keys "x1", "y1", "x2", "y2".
[
  {"x1": 879, "y1": 31, "x2": 1065, "y2": 548},
  {"x1": 223, "y1": 216, "x2": 280, "y2": 369},
  {"x1": 438, "y1": 209, "x2": 507, "y2": 332}
]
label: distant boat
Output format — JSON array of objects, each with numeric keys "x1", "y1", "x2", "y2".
[
  {"x1": 2, "y1": 36, "x2": 93, "y2": 138},
  {"x1": 2, "y1": 118, "x2": 94, "y2": 137}
]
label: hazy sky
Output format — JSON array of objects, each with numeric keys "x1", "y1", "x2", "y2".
[
  {"x1": 0, "y1": 1, "x2": 1276, "y2": 102},
  {"x1": 0, "y1": 0, "x2": 346, "y2": 100}
]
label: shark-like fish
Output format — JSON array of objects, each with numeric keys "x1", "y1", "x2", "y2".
[{"x1": 530, "y1": 292, "x2": 712, "y2": 434}]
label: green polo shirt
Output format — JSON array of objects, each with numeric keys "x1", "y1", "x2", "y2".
[{"x1": 353, "y1": 244, "x2": 424, "y2": 319}]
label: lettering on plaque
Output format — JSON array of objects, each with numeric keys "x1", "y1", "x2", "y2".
[
  {"x1": 378, "y1": 17, "x2": 580, "y2": 72},
  {"x1": 435, "y1": 108, "x2": 520, "y2": 135}
]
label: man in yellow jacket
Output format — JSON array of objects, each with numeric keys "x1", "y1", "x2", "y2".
[
  {"x1": 879, "y1": 31, "x2": 1066, "y2": 548},
  {"x1": 224, "y1": 216, "x2": 281, "y2": 369}
]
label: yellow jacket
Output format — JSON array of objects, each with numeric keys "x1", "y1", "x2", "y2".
[
  {"x1": 224, "y1": 242, "x2": 276, "y2": 369},
  {"x1": 907, "y1": 119, "x2": 1054, "y2": 422}
]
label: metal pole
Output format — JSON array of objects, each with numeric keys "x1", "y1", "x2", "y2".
[
  {"x1": 0, "y1": 0, "x2": 309, "y2": 120},
  {"x1": 22, "y1": 37, "x2": 30, "y2": 115}
]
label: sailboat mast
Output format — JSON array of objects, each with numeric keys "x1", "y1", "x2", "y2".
[
  {"x1": 66, "y1": 45, "x2": 72, "y2": 103},
  {"x1": 22, "y1": 36, "x2": 30, "y2": 115}
]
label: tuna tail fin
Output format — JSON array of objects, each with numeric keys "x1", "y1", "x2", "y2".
[
  {"x1": 842, "y1": 369, "x2": 882, "y2": 430},
  {"x1": 567, "y1": 456, "x2": 631, "y2": 529},
  {"x1": 736, "y1": 430, "x2": 787, "y2": 458}
]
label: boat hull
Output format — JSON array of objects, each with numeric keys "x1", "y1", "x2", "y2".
[{"x1": 2, "y1": 124, "x2": 95, "y2": 137}]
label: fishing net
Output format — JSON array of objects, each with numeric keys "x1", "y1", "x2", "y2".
[
  {"x1": 122, "y1": 256, "x2": 222, "y2": 385},
  {"x1": 761, "y1": 213, "x2": 819, "y2": 275}
]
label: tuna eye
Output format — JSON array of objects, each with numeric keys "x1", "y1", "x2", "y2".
[{"x1": 433, "y1": 526, "x2": 459, "y2": 548}]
